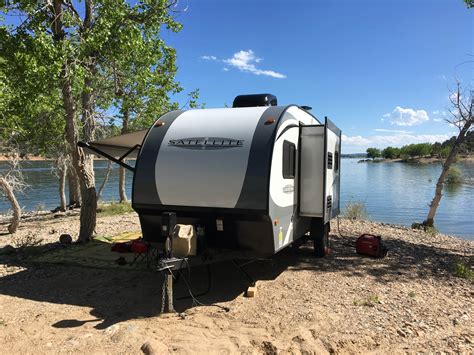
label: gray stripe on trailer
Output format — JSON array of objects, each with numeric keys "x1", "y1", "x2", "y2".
[
  {"x1": 132, "y1": 110, "x2": 184, "y2": 206},
  {"x1": 235, "y1": 106, "x2": 291, "y2": 211}
]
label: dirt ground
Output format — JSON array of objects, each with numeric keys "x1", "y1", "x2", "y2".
[{"x1": 0, "y1": 212, "x2": 473, "y2": 354}]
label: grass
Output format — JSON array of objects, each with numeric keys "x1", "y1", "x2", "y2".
[
  {"x1": 353, "y1": 295, "x2": 381, "y2": 307},
  {"x1": 454, "y1": 261, "x2": 473, "y2": 280},
  {"x1": 97, "y1": 202, "x2": 134, "y2": 216},
  {"x1": 342, "y1": 201, "x2": 368, "y2": 220}
]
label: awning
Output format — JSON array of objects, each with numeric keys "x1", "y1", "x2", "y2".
[{"x1": 78, "y1": 129, "x2": 148, "y2": 171}]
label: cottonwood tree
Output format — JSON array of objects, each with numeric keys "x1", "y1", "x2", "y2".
[
  {"x1": 424, "y1": 82, "x2": 473, "y2": 228},
  {"x1": 1, "y1": 0, "x2": 186, "y2": 242}
]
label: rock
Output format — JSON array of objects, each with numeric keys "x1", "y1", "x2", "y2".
[
  {"x1": 59, "y1": 234, "x2": 72, "y2": 244},
  {"x1": 141, "y1": 340, "x2": 169, "y2": 355}
]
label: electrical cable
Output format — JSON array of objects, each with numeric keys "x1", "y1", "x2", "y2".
[{"x1": 175, "y1": 259, "x2": 230, "y2": 312}]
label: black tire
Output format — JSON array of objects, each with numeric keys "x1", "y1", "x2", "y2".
[{"x1": 312, "y1": 221, "x2": 330, "y2": 257}]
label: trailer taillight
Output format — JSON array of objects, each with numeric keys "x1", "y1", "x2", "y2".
[
  {"x1": 265, "y1": 118, "x2": 275, "y2": 125},
  {"x1": 154, "y1": 121, "x2": 165, "y2": 127}
]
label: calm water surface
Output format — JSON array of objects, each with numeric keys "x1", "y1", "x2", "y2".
[{"x1": 1, "y1": 159, "x2": 473, "y2": 240}]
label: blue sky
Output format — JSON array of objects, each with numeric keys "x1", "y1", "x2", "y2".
[{"x1": 163, "y1": 0, "x2": 473, "y2": 153}]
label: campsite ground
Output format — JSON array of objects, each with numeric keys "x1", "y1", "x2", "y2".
[{"x1": 0, "y1": 212, "x2": 472, "y2": 354}]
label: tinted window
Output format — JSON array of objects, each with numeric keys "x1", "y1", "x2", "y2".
[{"x1": 283, "y1": 140, "x2": 296, "y2": 179}]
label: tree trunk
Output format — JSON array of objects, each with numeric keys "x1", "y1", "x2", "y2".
[
  {"x1": 0, "y1": 177, "x2": 21, "y2": 234},
  {"x1": 424, "y1": 120, "x2": 472, "y2": 227},
  {"x1": 67, "y1": 170, "x2": 81, "y2": 207},
  {"x1": 76, "y1": 70, "x2": 98, "y2": 243},
  {"x1": 118, "y1": 108, "x2": 129, "y2": 203},
  {"x1": 97, "y1": 161, "x2": 112, "y2": 201},
  {"x1": 59, "y1": 164, "x2": 67, "y2": 212},
  {"x1": 53, "y1": 0, "x2": 96, "y2": 243}
]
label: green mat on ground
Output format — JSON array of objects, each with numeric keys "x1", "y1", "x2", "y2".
[{"x1": 31, "y1": 231, "x2": 152, "y2": 271}]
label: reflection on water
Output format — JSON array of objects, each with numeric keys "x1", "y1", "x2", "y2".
[{"x1": 0, "y1": 159, "x2": 473, "y2": 240}]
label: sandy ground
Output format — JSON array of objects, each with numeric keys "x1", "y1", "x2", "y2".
[{"x1": 0, "y1": 212, "x2": 473, "y2": 354}]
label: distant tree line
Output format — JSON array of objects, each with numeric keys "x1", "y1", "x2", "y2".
[{"x1": 366, "y1": 131, "x2": 474, "y2": 160}]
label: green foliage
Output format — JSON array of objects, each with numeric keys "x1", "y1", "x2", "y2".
[
  {"x1": 382, "y1": 146, "x2": 400, "y2": 159},
  {"x1": 366, "y1": 147, "x2": 381, "y2": 159},
  {"x1": 424, "y1": 226, "x2": 438, "y2": 236},
  {"x1": 342, "y1": 201, "x2": 368, "y2": 220},
  {"x1": 97, "y1": 202, "x2": 134, "y2": 216},
  {"x1": 353, "y1": 295, "x2": 381, "y2": 307},
  {"x1": 400, "y1": 143, "x2": 432, "y2": 159},
  {"x1": 1, "y1": 0, "x2": 199, "y2": 155},
  {"x1": 454, "y1": 260, "x2": 473, "y2": 280},
  {"x1": 374, "y1": 132, "x2": 473, "y2": 161},
  {"x1": 464, "y1": 0, "x2": 473, "y2": 8},
  {"x1": 445, "y1": 166, "x2": 463, "y2": 184}
]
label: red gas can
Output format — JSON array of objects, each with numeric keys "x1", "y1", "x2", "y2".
[{"x1": 356, "y1": 234, "x2": 387, "y2": 258}]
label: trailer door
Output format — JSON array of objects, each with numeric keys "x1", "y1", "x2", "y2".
[{"x1": 299, "y1": 118, "x2": 341, "y2": 222}]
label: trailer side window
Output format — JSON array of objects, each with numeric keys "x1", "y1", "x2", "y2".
[
  {"x1": 283, "y1": 140, "x2": 296, "y2": 179},
  {"x1": 335, "y1": 151, "x2": 339, "y2": 171}
]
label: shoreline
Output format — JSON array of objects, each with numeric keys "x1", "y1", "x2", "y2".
[{"x1": 358, "y1": 155, "x2": 474, "y2": 164}]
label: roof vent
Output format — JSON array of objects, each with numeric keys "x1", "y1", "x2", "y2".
[{"x1": 232, "y1": 94, "x2": 277, "y2": 108}]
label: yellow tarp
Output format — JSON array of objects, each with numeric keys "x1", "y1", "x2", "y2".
[{"x1": 31, "y1": 231, "x2": 152, "y2": 271}]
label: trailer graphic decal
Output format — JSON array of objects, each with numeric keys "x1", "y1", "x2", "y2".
[{"x1": 168, "y1": 137, "x2": 244, "y2": 149}]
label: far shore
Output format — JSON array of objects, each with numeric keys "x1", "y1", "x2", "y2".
[
  {"x1": 358, "y1": 154, "x2": 474, "y2": 164},
  {"x1": 0, "y1": 155, "x2": 111, "y2": 162}
]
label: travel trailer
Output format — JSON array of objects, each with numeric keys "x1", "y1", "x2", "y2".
[{"x1": 80, "y1": 94, "x2": 341, "y2": 258}]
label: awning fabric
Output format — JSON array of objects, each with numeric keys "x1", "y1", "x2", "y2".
[{"x1": 81, "y1": 129, "x2": 148, "y2": 158}]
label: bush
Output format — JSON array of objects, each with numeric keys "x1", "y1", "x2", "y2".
[
  {"x1": 342, "y1": 201, "x2": 368, "y2": 220},
  {"x1": 445, "y1": 166, "x2": 463, "y2": 184},
  {"x1": 454, "y1": 261, "x2": 473, "y2": 280}
]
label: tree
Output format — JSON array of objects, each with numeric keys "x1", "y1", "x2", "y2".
[
  {"x1": 366, "y1": 147, "x2": 381, "y2": 160},
  {"x1": 382, "y1": 146, "x2": 400, "y2": 159},
  {"x1": 424, "y1": 82, "x2": 473, "y2": 227},
  {"x1": 1, "y1": 0, "x2": 185, "y2": 242}
]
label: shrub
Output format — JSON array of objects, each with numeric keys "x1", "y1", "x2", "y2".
[
  {"x1": 454, "y1": 261, "x2": 473, "y2": 280},
  {"x1": 353, "y1": 295, "x2": 381, "y2": 307},
  {"x1": 342, "y1": 201, "x2": 368, "y2": 220},
  {"x1": 445, "y1": 166, "x2": 463, "y2": 184}
]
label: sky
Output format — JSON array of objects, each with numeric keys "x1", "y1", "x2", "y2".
[{"x1": 161, "y1": 0, "x2": 473, "y2": 153}]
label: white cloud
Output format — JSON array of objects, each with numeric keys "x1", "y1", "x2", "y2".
[
  {"x1": 341, "y1": 134, "x2": 371, "y2": 146},
  {"x1": 383, "y1": 106, "x2": 429, "y2": 126},
  {"x1": 222, "y1": 67, "x2": 229, "y2": 71},
  {"x1": 201, "y1": 55, "x2": 217, "y2": 60},
  {"x1": 373, "y1": 128, "x2": 412, "y2": 134},
  {"x1": 223, "y1": 50, "x2": 286, "y2": 79},
  {"x1": 342, "y1": 133, "x2": 451, "y2": 153},
  {"x1": 433, "y1": 118, "x2": 443, "y2": 122}
]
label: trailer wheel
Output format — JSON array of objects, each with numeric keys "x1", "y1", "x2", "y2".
[{"x1": 312, "y1": 221, "x2": 330, "y2": 257}]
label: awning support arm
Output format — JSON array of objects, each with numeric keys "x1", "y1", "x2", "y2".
[
  {"x1": 77, "y1": 141, "x2": 136, "y2": 172},
  {"x1": 118, "y1": 144, "x2": 141, "y2": 162}
]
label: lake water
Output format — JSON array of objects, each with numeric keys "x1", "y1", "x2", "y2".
[{"x1": 0, "y1": 159, "x2": 473, "y2": 240}]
